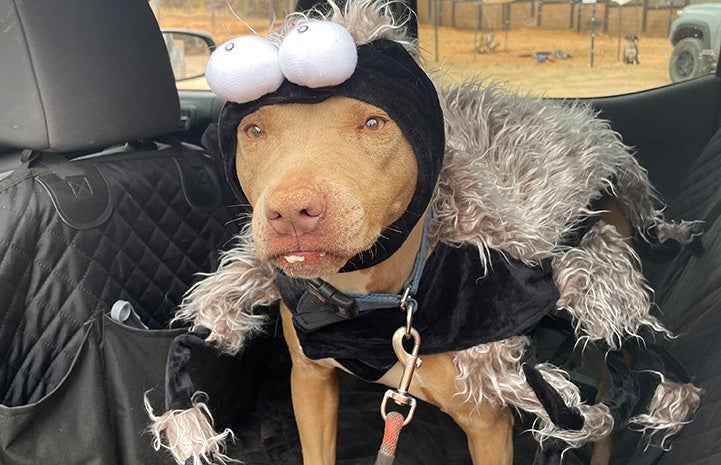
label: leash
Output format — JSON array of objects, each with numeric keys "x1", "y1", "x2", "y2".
[
  {"x1": 373, "y1": 281, "x2": 425, "y2": 465},
  {"x1": 299, "y1": 212, "x2": 433, "y2": 464},
  {"x1": 373, "y1": 325, "x2": 423, "y2": 465},
  {"x1": 374, "y1": 411, "x2": 406, "y2": 465}
]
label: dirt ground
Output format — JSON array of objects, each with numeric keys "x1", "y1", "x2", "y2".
[
  {"x1": 159, "y1": 9, "x2": 674, "y2": 97},
  {"x1": 416, "y1": 24, "x2": 674, "y2": 97}
]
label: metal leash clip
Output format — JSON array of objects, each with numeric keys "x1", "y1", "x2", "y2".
[{"x1": 380, "y1": 326, "x2": 422, "y2": 426}]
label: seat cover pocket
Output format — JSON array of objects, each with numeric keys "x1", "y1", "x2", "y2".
[{"x1": 0, "y1": 321, "x2": 117, "y2": 465}]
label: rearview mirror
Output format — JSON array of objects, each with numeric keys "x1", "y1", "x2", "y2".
[{"x1": 161, "y1": 30, "x2": 216, "y2": 82}]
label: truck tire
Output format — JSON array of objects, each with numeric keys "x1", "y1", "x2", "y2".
[{"x1": 669, "y1": 37, "x2": 712, "y2": 83}]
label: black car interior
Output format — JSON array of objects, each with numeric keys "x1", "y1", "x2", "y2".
[
  {"x1": 0, "y1": 0, "x2": 245, "y2": 463},
  {"x1": 1, "y1": 0, "x2": 721, "y2": 464}
]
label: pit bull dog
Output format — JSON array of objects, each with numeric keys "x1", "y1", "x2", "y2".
[{"x1": 148, "y1": 2, "x2": 701, "y2": 465}]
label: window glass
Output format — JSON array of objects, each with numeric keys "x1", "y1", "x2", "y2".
[{"x1": 153, "y1": 0, "x2": 721, "y2": 97}]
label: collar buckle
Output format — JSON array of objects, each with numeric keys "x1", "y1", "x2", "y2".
[{"x1": 305, "y1": 278, "x2": 359, "y2": 320}]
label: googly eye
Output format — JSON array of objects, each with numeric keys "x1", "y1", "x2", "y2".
[
  {"x1": 205, "y1": 35, "x2": 285, "y2": 103},
  {"x1": 278, "y1": 20, "x2": 358, "y2": 89}
]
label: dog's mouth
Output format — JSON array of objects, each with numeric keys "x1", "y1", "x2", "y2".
[
  {"x1": 278, "y1": 250, "x2": 327, "y2": 265},
  {"x1": 270, "y1": 249, "x2": 350, "y2": 278}
]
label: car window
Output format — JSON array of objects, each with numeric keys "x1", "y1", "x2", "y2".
[{"x1": 152, "y1": 0, "x2": 721, "y2": 97}]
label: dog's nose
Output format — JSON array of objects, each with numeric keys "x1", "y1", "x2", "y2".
[{"x1": 265, "y1": 188, "x2": 325, "y2": 235}]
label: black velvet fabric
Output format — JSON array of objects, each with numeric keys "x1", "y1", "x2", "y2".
[
  {"x1": 633, "y1": 224, "x2": 704, "y2": 264},
  {"x1": 532, "y1": 439, "x2": 568, "y2": 465},
  {"x1": 277, "y1": 243, "x2": 559, "y2": 381},
  {"x1": 208, "y1": 38, "x2": 445, "y2": 273},
  {"x1": 521, "y1": 349, "x2": 584, "y2": 431},
  {"x1": 164, "y1": 326, "x2": 211, "y2": 411},
  {"x1": 601, "y1": 338, "x2": 693, "y2": 429},
  {"x1": 601, "y1": 350, "x2": 640, "y2": 429}
]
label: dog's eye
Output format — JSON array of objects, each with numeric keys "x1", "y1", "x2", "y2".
[
  {"x1": 245, "y1": 124, "x2": 263, "y2": 138},
  {"x1": 364, "y1": 117, "x2": 385, "y2": 131}
]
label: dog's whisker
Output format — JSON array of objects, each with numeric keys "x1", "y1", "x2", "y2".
[
  {"x1": 383, "y1": 225, "x2": 403, "y2": 235},
  {"x1": 225, "y1": 215, "x2": 252, "y2": 227},
  {"x1": 219, "y1": 22, "x2": 232, "y2": 41},
  {"x1": 225, "y1": 1, "x2": 259, "y2": 35}
]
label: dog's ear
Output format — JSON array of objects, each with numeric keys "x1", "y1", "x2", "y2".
[{"x1": 294, "y1": 0, "x2": 419, "y2": 39}]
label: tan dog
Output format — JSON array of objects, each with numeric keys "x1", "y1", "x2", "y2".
[
  {"x1": 234, "y1": 95, "x2": 634, "y2": 465},
  {"x1": 151, "y1": 4, "x2": 701, "y2": 465},
  {"x1": 239, "y1": 96, "x2": 511, "y2": 464}
]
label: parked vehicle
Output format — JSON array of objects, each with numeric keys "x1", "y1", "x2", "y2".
[{"x1": 669, "y1": 3, "x2": 721, "y2": 82}]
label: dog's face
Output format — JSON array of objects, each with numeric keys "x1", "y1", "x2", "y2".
[{"x1": 234, "y1": 96, "x2": 418, "y2": 278}]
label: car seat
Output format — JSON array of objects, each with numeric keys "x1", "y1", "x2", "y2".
[
  {"x1": 0, "y1": 0, "x2": 248, "y2": 463},
  {"x1": 610, "y1": 115, "x2": 721, "y2": 465}
]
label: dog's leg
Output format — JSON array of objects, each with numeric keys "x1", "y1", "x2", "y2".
[
  {"x1": 602, "y1": 199, "x2": 632, "y2": 238},
  {"x1": 590, "y1": 365, "x2": 614, "y2": 465},
  {"x1": 590, "y1": 199, "x2": 633, "y2": 465},
  {"x1": 280, "y1": 303, "x2": 339, "y2": 465},
  {"x1": 380, "y1": 352, "x2": 514, "y2": 465}
]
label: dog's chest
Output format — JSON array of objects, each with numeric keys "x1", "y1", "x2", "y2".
[{"x1": 277, "y1": 243, "x2": 559, "y2": 381}]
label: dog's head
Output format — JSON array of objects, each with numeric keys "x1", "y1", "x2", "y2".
[
  {"x1": 235, "y1": 96, "x2": 418, "y2": 277},
  {"x1": 205, "y1": 1, "x2": 445, "y2": 279}
]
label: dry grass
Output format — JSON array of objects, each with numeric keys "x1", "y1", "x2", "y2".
[{"x1": 158, "y1": 8, "x2": 675, "y2": 97}]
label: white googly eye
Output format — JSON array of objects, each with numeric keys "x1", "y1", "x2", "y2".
[
  {"x1": 205, "y1": 35, "x2": 285, "y2": 103},
  {"x1": 278, "y1": 20, "x2": 358, "y2": 89}
]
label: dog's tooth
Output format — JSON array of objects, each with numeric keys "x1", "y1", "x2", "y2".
[
  {"x1": 319, "y1": 252, "x2": 326, "y2": 257},
  {"x1": 284, "y1": 255, "x2": 306, "y2": 264}
]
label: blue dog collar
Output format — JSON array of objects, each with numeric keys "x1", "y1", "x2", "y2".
[{"x1": 302, "y1": 208, "x2": 431, "y2": 323}]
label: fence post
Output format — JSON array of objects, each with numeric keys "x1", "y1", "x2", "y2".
[
  {"x1": 603, "y1": 0, "x2": 610, "y2": 33},
  {"x1": 434, "y1": 0, "x2": 439, "y2": 61},
  {"x1": 577, "y1": 3, "x2": 582, "y2": 32},
  {"x1": 210, "y1": 0, "x2": 215, "y2": 38},
  {"x1": 476, "y1": 1, "x2": 483, "y2": 32},
  {"x1": 591, "y1": 1, "x2": 597, "y2": 67},
  {"x1": 641, "y1": 0, "x2": 648, "y2": 33}
]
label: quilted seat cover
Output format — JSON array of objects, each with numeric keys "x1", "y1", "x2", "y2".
[
  {"x1": 609, "y1": 128, "x2": 721, "y2": 465},
  {"x1": 0, "y1": 146, "x2": 241, "y2": 464}
]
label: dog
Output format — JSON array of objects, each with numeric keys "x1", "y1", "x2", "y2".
[
  {"x1": 624, "y1": 33, "x2": 639, "y2": 64},
  {"x1": 148, "y1": 2, "x2": 701, "y2": 465},
  {"x1": 240, "y1": 98, "x2": 641, "y2": 465},
  {"x1": 246, "y1": 96, "x2": 519, "y2": 464}
]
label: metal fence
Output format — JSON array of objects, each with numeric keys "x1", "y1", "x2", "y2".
[{"x1": 419, "y1": 0, "x2": 721, "y2": 36}]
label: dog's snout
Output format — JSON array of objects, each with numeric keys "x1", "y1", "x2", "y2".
[{"x1": 265, "y1": 187, "x2": 325, "y2": 235}]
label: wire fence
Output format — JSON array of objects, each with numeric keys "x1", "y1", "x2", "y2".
[
  {"x1": 420, "y1": 0, "x2": 721, "y2": 36},
  {"x1": 152, "y1": 0, "x2": 721, "y2": 37}
]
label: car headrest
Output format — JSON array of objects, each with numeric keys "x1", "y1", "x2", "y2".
[{"x1": 0, "y1": 0, "x2": 180, "y2": 152}]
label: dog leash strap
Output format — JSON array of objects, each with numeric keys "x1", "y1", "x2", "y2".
[{"x1": 373, "y1": 411, "x2": 405, "y2": 465}]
